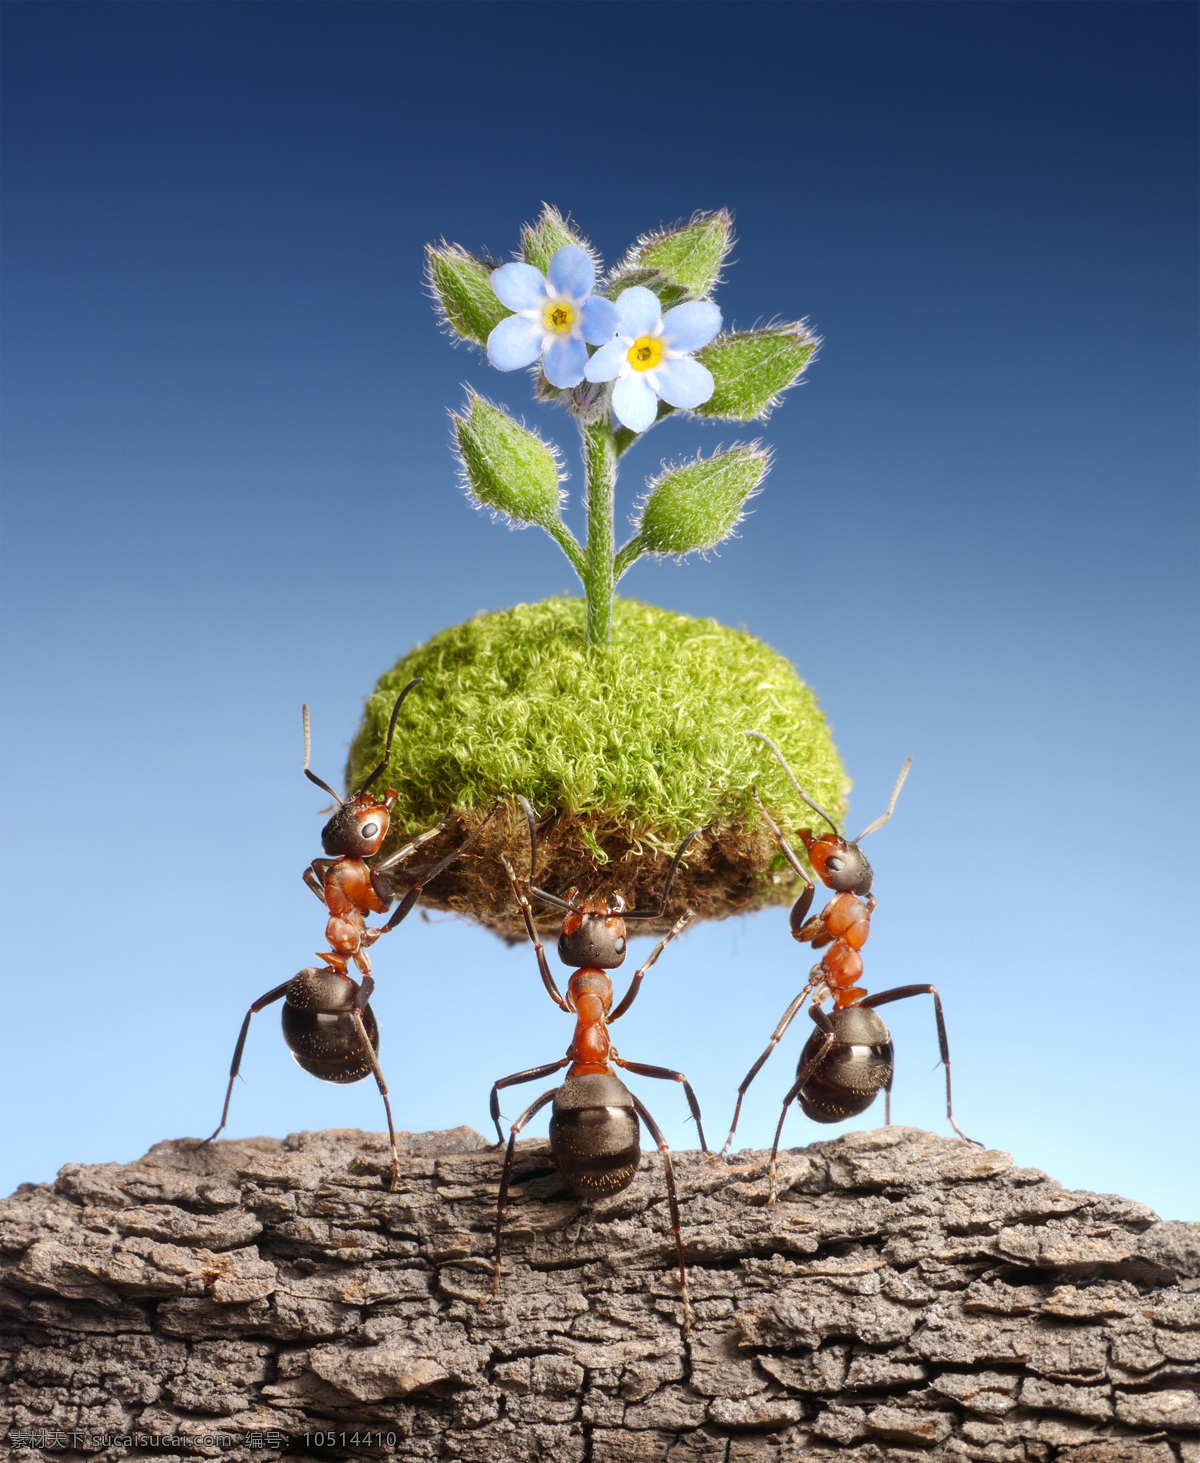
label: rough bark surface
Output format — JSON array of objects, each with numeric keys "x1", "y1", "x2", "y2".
[{"x1": 2, "y1": 1126, "x2": 1197, "y2": 1463}]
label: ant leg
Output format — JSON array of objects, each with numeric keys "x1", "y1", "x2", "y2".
[
  {"x1": 370, "y1": 817, "x2": 450, "y2": 905},
  {"x1": 501, "y1": 855, "x2": 569, "y2": 1012},
  {"x1": 860, "y1": 984, "x2": 983, "y2": 1148},
  {"x1": 767, "y1": 1006, "x2": 836, "y2": 1205},
  {"x1": 493, "y1": 1088, "x2": 558, "y2": 1296},
  {"x1": 629, "y1": 1093, "x2": 693, "y2": 1339},
  {"x1": 202, "y1": 980, "x2": 293, "y2": 1144},
  {"x1": 378, "y1": 801, "x2": 500, "y2": 934},
  {"x1": 609, "y1": 912, "x2": 693, "y2": 1022},
  {"x1": 615, "y1": 1058, "x2": 708, "y2": 1153},
  {"x1": 719, "y1": 983, "x2": 813, "y2": 1159},
  {"x1": 303, "y1": 859, "x2": 335, "y2": 904},
  {"x1": 488, "y1": 1058, "x2": 570, "y2": 1144},
  {"x1": 752, "y1": 791, "x2": 816, "y2": 938},
  {"x1": 348, "y1": 975, "x2": 402, "y2": 1190},
  {"x1": 372, "y1": 817, "x2": 450, "y2": 877}
]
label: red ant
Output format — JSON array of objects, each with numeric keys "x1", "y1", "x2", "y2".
[
  {"x1": 201, "y1": 679, "x2": 497, "y2": 1189},
  {"x1": 491, "y1": 798, "x2": 707, "y2": 1334},
  {"x1": 721, "y1": 732, "x2": 980, "y2": 1202}
]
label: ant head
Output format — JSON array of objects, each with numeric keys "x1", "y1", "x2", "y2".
[
  {"x1": 799, "y1": 829, "x2": 874, "y2": 896},
  {"x1": 321, "y1": 789, "x2": 397, "y2": 859},
  {"x1": 746, "y1": 733, "x2": 911, "y2": 901},
  {"x1": 304, "y1": 679, "x2": 422, "y2": 857},
  {"x1": 558, "y1": 896, "x2": 628, "y2": 970}
]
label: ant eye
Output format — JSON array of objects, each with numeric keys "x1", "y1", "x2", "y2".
[
  {"x1": 826, "y1": 856, "x2": 844, "y2": 871},
  {"x1": 614, "y1": 937, "x2": 626, "y2": 954},
  {"x1": 360, "y1": 822, "x2": 379, "y2": 840}
]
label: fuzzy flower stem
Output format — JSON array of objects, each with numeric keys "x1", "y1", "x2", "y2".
[
  {"x1": 613, "y1": 533, "x2": 647, "y2": 584},
  {"x1": 546, "y1": 517, "x2": 587, "y2": 581},
  {"x1": 582, "y1": 418, "x2": 618, "y2": 645}
]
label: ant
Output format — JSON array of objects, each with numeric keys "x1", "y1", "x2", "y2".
[
  {"x1": 721, "y1": 732, "x2": 980, "y2": 1202},
  {"x1": 201, "y1": 679, "x2": 497, "y2": 1189},
  {"x1": 490, "y1": 798, "x2": 707, "y2": 1334}
]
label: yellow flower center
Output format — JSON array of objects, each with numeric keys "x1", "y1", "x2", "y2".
[
  {"x1": 543, "y1": 299, "x2": 576, "y2": 334},
  {"x1": 627, "y1": 335, "x2": 663, "y2": 372}
]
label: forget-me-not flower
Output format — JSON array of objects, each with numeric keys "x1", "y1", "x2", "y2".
[
  {"x1": 487, "y1": 246, "x2": 620, "y2": 389},
  {"x1": 584, "y1": 286, "x2": 722, "y2": 433}
]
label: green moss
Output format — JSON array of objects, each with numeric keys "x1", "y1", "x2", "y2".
[{"x1": 347, "y1": 597, "x2": 847, "y2": 933}]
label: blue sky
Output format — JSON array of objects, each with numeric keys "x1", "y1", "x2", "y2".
[{"x1": 2, "y1": 2, "x2": 1196, "y2": 1217}]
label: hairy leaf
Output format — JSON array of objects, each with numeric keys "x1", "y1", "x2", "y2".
[
  {"x1": 610, "y1": 210, "x2": 734, "y2": 301},
  {"x1": 634, "y1": 444, "x2": 770, "y2": 559},
  {"x1": 521, "y1": 205, "x2": 599, "y2": 277},
  {"x1": 453, "y1": 395, "x2": 566, "y2": 530},
  {"x1": 695, "y1": 324, "x2": 818, "y2": 421},
  {"x1": 426, "y1": 243, "x2": 509, "y2": 347},
  {"x1": 609, "y1": 268, "x2": 690, "y2": 311}
]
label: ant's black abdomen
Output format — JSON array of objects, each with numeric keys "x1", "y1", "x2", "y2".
[
  {"x1": 550, "y1": 1073, "x2": 641, "y2": 1198},
  {"x1": 281, "y1": 967, "x2": 380, "y2": 1084},
  {"x1": 796, "y1": 1005, "x2": 893, "y2": 1124}
]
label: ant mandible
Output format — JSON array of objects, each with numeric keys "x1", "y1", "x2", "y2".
[
  {"x1": 721, "y1": 732, "x2": 981, "y2": 1202},
  {"x1": 201, "y1": 679, "x2": 497, "y2": 1189},
  {"x1": 490, "y1": 798, "x2": 707, "y2": 1335}
]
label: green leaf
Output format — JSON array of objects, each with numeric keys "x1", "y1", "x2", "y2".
[
  {"x1": 521, "y1": 205, "x2": 599, "y2": 276},
  {"x1": 610, "y1": 210, "x2": 734, "y2": 301},
  {"x1": 632, "y1": 444, "x2": 771, "y2": 560},
  {"x1": 695, "y1": 324, "x2": 819, "y2": 421},
  {"x1": 426, "y1": 243, "x2": 509, "y2": 348},
  {"x1": 453, "y1": 394, "x2": 567, "y2": 530},
  {"x1": 610, "y1": 270, "x2": 690, "y2": 311}
]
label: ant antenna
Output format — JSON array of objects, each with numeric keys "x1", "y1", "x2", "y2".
[
  {"x1": 745, "y1": 731, "x2": 840, "y2": 837},
  {"x1": 854, "y1": 757, "x2": 912, "y2": 843},
  {"x1": 358, "y1": 678, "x2": 424, "y2": 793},
  {"x1": 623, "y1": 826, "x2": 703, "y2": 920},
  {"x1": 302, "y1": 704, "x2": 343, "y2": 804},
  {"x1": 516, "y1": 795, "x2": 539, "y2": 881},
  {"x1": 751, "y1": 787, "x2": 811, "y2": 883}
]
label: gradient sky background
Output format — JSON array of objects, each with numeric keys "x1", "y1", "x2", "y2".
[{"x1": 2, "y1": 2, "x2": 1196, "y2": 1218}]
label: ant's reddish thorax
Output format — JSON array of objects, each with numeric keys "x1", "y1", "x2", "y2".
[
  {"x1": 565, "y1": 969, "x2": 614, "y2": 1074},
  {"x1": 824, "y1": 891, "x2": 871, "y2": 949}
]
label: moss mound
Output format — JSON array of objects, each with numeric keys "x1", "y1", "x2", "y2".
[{"x1": 347, "y1": 597, "x2": 847, "y2": 935}]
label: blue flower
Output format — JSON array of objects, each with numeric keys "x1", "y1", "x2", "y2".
[
  {"x1": 487, "y1": 246, "x2": 620, "y2": 389},
  {"x1": 584, "y1": 286, "x2": 722, "y2": 433}
]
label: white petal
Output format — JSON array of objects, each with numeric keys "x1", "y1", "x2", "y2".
[
  {"x1": 546, "y1": 245, "x2": 594, "y2": 300},
  {"x1": 655, "y1": 356, "x2": 715, "y2": 409},
  {"x1": 543, "y1": 334, "x2": 588, "y2": 388},
  {"x1": 585, "y1": 337, "x2": 631, "y2": 383},
  {"x1": 491, "y1": 261, "x2": 547, "y2": 312},
  {"x1": 614, "y1": 286, "x2": 662, "y2": 338},
  {"x1": 661, "y1": 300, "x2": 722, "y2": 353},
  {"x1": 487, "y1": 314, "x2": 543, "y2": 371},
  {"x1": 580, "y1": 295, "x2": 619, "y2": 345},
  {"x1": 612, "y1": 374, "x2": 660, "y2": 432}
]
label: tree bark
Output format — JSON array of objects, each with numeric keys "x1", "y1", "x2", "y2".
[{"x1": 2, "y1": 1126, "x2": 1197, "y2": 1462}]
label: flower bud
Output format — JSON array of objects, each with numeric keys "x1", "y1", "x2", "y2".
[
  {"x1": 610, "y1": 209, "x2": 734, "y2": 303},
  {"x1": 634, "y1": 444, "x2": 770, "y2": 558},
  {"x1": 426, "y1": 243, "x2": 509, "y2": 347},
  {"x1": 453, "y1": 394, "x2": 567, "y2": 531},
  {"x1": 520, "y1": 205, "x2": 598, "y2": 278}
]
